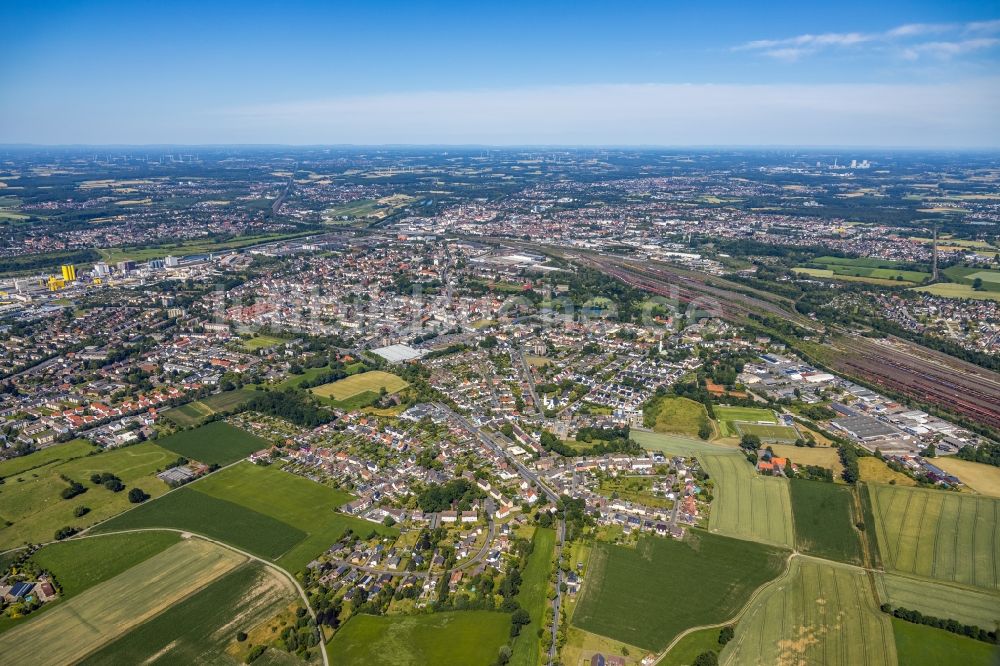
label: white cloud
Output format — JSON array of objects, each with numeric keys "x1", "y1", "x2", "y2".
[{"x1": 738, "y1": 19, "x2": 1000, "y2": 60}]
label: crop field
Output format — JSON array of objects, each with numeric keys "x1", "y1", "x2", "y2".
[
  {"x1": 714, "y1": 406, "x2": 778, "y2": 423},
  {"x1": 573, "y1": 532, "x2": 787, "y2": 651},
  {"x1": 720, "y1": 557, "x2": 896, "y2": 666},
  {"x1": 165, "y1": 389, "x2": 258, "y2": 427},
  {"x1": 630, "y1": 430, "x2": 734, "y2": 456},
  {"x1": 913, "y1": 282, "x2": 1000, "y2": 302},
  {"x1": 327, "y1": 611, "x2": 511, "y2": 665},
  {"x1": 702, "y1": 453, "x2": 795, "y2": 548},
  {"x1": 92, "y1": 486, "x2": 307, "y2": 560},
  {"x1": 734, "y1": 422, "x2": 799, "y2": 442},
  {"x1": 858, "y1": 457, "x2": 916, "y2": 486},
  {"x1": 510, "y1": 527, "x2": 556, "y2": 666},
  {"x1": 80, "y1": 561, "x2": 301, "y2": 665},
  {"x1": 0, "y1": 439, "x2": 98, "y2": 479},
  {"x1": 643, "y1": 396, "x2": 712, "y2": 437},
  {"x1": 794, "y1": 267, "x2": 909, "y2": 287},
  {"x1": 156, "y1": 421, "x2": 268, "y2": 465},
  {"x1": 790, "y1": 479, "x2": 863, "y2": 564},
  {"x1": 194, "y1": 462, "x2": 395, "y2": 572},
  {"x1": 95, "y1": 462, "x2": 394, "y2": 572},
  {"x1": 310, "y1": 370, "x2": 408, "y2": 401},
  {"x1": 944, "y1": 265, "x2": 1000, "y2": 292},
  {"x1": 933, "y1": 457, "x2": 1000, "y2": 498},
  {"x1": 0, "y1": 537, "x2": 245, "y2": 665},
  {"x1": 0, "y1": 441, "x2": 176, "y2": 549},
  {"x1": 868, "y1": 484, "x2": 1000, "y2": 590},
  {"x1": 878, "y1": 573, "x2": 1000, "y2": 630},
  {"x1": 891, "y1": 618, "x2": 998, "y2": 666}
]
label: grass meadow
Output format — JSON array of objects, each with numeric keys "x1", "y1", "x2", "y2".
[
  {"x1": 643, "y1": 396, "x2": 712, "y2": 437},
  {"x1": 156, "y1": 421, "x2": 267, "y2": 465},
  {"x1": 891, "y1": 618, "x2": 999, "y2": 666},
  {"x1": 509, "y1": 527, "x2": 556, "y2": 666},
  {"x1": 790, "y1": 479, "x2": 863, "y2": 565},
  {"x1": 163, "y1": 389, "x2": 257, "y2": 427},
  {"x1": 326, "y1": 611, "x2": 512, "y2": 666},
  {"x1": 0, "y1": 439, "x2": 97, "y2": 479},
  {"x1": 868, "y1": 484, "x2": 1000, "y2": 591},
  {"x1": 572, "y1": 532, "x2": 787, "y2": 651},
  {"x1": 720, "y1": 557, "x2": 896, "y2": 666}
]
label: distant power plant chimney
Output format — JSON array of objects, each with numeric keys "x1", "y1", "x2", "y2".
[{"x1": 932, "y1": 227, "x2": 939, "y2": 281}]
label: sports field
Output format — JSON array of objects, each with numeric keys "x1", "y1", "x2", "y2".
[
  {"x1": 702, "y1": 453, "x2": 795, "y2": 549},
  {"x1": 0, "y1": 441, "x2": 176, "y2": 549},
  {"x1": 156, "y1": 421, "x2": 267, "y2": 465},
  {"x1": 934, "y1": 457, "x2": 1000, "y2": 498},
  {"x1": 721, "y1": 557, "x2": 896, "y2": 666},
  {"x1": 878, "y1": 573, "x2": 1000, "y2": 630},
  {"x1": 510, "y1": 527, "x2": 556, "y2": 666},
  {"x1": 868, "y1": 484, "x2": 1000, "y2": 590},
  {"x1": 327, "y1": 611, "x2": 512, "y2": 665},
  {"x1": 79, "y1": 562, "x2": 301, "y2": 665},
  {"x1": 573, "y1": 532, "x2": 787, "y2": 651},
  {"x1": 0, "y1": 538, "x2": 245, "y2": 665},
  {"x1": 734, "y1": 422, "x2": 799, "y2": 442},
  {"x1": 790, "y1": 479, "x2": 863, "y2": 565},
  {"x1": 891, "y1": 618, "x2": 998, "y2": 666},
  {"x1": 310, "y1": 370, "x2": 408, "y2": 400},
  {"x1": 714, "y1": 406, "x2": 777, "y2": 423}
]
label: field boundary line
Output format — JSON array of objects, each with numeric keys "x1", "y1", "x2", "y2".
[{"x1": 652, "y1": 551, "x2": 797, "y2": 666}]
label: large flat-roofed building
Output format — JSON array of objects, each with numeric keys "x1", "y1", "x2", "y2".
[{"x1": 371, "y1": 344, "x2": 426, "y2": 363}]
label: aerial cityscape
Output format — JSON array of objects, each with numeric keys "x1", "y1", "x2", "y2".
[{"x1": 1, "y1": 2, "x2": 999, "y2": 666}]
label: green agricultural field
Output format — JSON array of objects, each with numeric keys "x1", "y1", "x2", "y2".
[
  {"x1": 0, "y1": 441, "x2": 177, "y2": 549},
  {"x1": 630, "y1": 430, "x2": 733, "y2": 456},
  {"x1": 891, "y1": 618, "x2": 999, "y2": 666},
  {"x1": 510, "y1": 527, "x2": 556, "y2": 666},
  {"x1": 721, "y1": 557, "x2": 896, "y2": 666},
  {"x1": 92, "y1": 486, "x2": 306, "y2": 560},
  {"x1": 163, "y1": 401, "x2": 214, "y2": 427},
  {"x1": 714, "y1": 406, "x2": 777, "y2": 423},
  {"x1": 943, "y1": 265, "x2": 1000, "y2": 292},
  {"x1": 790, "y1": 479, "x2": 863, "y2": 564},
  {"x1": 878, "y1": 573, "x2": 1000, "y2": 631},
  {"x1": 868, "y1": 484, "x2": 1000, "y2": 591},
  {"x1": 0, "y1": 531, "x2": 180, "y2": 635},
  {"x1": 310, "y1": 370, "x2": 408, "y2": 401},
  {"x1": 643, "y1": 396, "x2": 712, "y2": 437},
  {"x1": 734, "y1": 422, "x2": 799, "y2": 442},
  {"x1": 573, "y1": 532, "x2": 787, "y2": 652},
  {"x1": 0, "y1": 538, "x2": 245, "y2": 665},
  {"x1": 660, "y1": 627, "x2": 727, "y2": 666},
  {"x1": 327, "y1": 611, "x2": 512, "y2": 666},
  {"x1": 194, "y1": 462, "x2": 396, "y2": 572},
  {"x1": 702, "y1": 453, "x2": 795, "y2": 548},
  {"x1": 0, "y1": 439, "x2": 97, "y2": 479},
  {"x1": 913, "y1": 282, "x2": 1000, "y2": 302},
  {"x1": 794, "y1": 267, "x2": 909, "y2": 287},
  {"x1": 79, "y1": 562, "x2": 303, "y2": 666},
  {"x1": 156, "y1": 421, "x2": 268, "y2": 466}
]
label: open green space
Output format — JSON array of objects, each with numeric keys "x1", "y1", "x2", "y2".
[
  {"x1": 878, "y1": 573, "x2": 1000, "y2": 631},
  {"x1": 194, "y1": 462, "x2": 396, "y2": 572},
  {"x1": 643, "y1": 396, "x2": 711, "y2": 437},
  {"x1": 326, "y1": 611, "x2": 512, "y2": 666},
  {"x1": 0, "y1": 537, "x2": 246, "y2": 666},
  {"x1": 156, "y1": 421, "x2": 268, "y2": 466},
  {"x1": 79, "y1": 561, "x2": 303, "y2": 666},
  {"x1": 630, "y1": 430, "x2": 733, "y2": 457},
  {"x1": 598, "y1": 476, "x2": 673, "y2": 510},
  {"x1": 0, "y1": 531, "x2": 180, "y2": 635},
  {"x1": 734, "y1": 422, "x2": 799, "y2": 442},
  {"x1": 164, "y1": 389, "x2": 258, "y2": 428},
  {"x1": 310, "y1": 370, "x2": 408, "y2": 401},
  {"x1": 713, "y1": 406, "x2": 777, "y2": 423},
  {"x1": 795, "y1": 267, "x2": 915, "y2": 286},
  {"x1": 890, "y1": 617, "x2": 998, "y2": 666},
  {"x1": 721, "y1": 557, "x2": 896, "y2": 666},
  {"x1": 92, "y1": 486, "x2": 306, "y2": 560},
  {"x1": 702, "y1": 453, "x2": 795, "y2": 549},
  {"x1": 660, "y1": 627, "x2": 727, "y2": 666},
  {"x1": 510, "y1": 527, "x2": 556, "y2": 666},
  {"x1": 573, "y1": 532, "x2": 787, "y2": 652},
  {"x1": 868, "y1": 484, "x2": 1000, "y2": 591},
  {"x1": 943, "y1": 265, "x2": 1000, "y2": 293},
  {"x1": 0, "y1": 441, "x2": 177, "y2": 549},
  {"x1": 243, "y1": 334, "x2": 289, "y2": 351},
  {"x1": 913, "y1": 282, "x2": 1000, "y2": 302},
  {"x1": 790, "y1": 479, "x2": 863, "y2": 565},
  {"x1": 0, "y1": 439, "x2": 97, "y2": 479}
]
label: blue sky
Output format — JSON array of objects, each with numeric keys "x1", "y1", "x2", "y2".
[{"x1": 2, "y1": 0, "x2": 999, "y2": 146}]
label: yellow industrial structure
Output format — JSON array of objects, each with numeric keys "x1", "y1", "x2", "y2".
[
  {"x1": 47, "y1": 276, "x2": 65, "y2": 291},
  {"x1": 60, "y1": 264, "x2": 76, "y2": 282}
]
